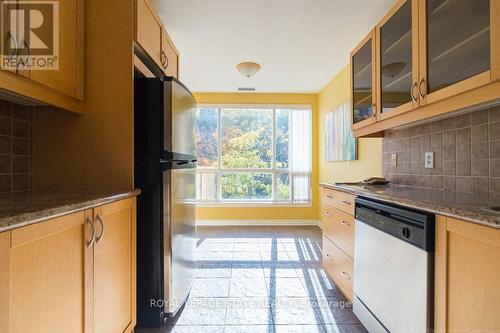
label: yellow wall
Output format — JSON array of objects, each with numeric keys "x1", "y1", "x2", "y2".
[
  {"x1": 195, "y1": 64, "x2": 382, "y2": 221},
  {"x1": 318, "y1": 65, "x2": 382, "y2": 184},
  {"x1": 194, "y1": 93, "x2": 319, "y2": 220}
]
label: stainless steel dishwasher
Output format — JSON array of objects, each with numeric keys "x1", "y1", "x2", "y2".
[{"x1": 353, "y1": 197, "x2": 435, "y2": 333}]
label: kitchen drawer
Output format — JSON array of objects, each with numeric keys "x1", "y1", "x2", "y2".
[
  {"x1": 322, "y1": 206, "x2": 355, "y2": 259},
  {"x1": 322, "y1": 188, "x2": 355, "y2": 215},
  {"x1": 322, "y1": 236, "x2": 354, "y2": 301}
]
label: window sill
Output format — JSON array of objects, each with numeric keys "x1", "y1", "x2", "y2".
[{"x1": 196, "y1": 202, "x2": 312, "y2": 208}]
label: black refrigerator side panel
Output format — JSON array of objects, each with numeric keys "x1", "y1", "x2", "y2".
[{"x1": 135, "y1": 78, "x2": 165, "y2": 327}]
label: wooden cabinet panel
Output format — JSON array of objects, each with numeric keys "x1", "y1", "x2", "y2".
[
  {"x1": 29, "y1": 0, "x2": 84, "y2": 99},
  {"x1": 435, "y1": 216, "x2": 500, "y2": 332},
  {"x1": 94, "y1": 198, "x2": 136, "y2": 333},
  {"x1": 322, "y1": 188, "x2": 355, "y2": 215},
  {"x1": 161, "y1": 30, "x2": 179, "y2": 78},
  {"x1": 351, "y1": 29, "x2": 377, "y2": 130},
  {"x1": 322, "y1": 236, "x2": 354, "y2": 301},
  {"x1": 418, "y1": 0, "x2": 492, "y2": 106},
  {"x1": 322, "y1": 206, "x2": 355, "y2": 259},
  {"x1": 352, "y1": 0, "x2": 500, "y2": 137},
  {"x1": 491, "y1": 0, "x2": 500, "y2": 82},
  {"x1": 0, "y1": 232, "x2": 10, "y2": 333},
  {"x1": 136, "y1": 0, "x2": 162, "y2": 66},
  {"x1": 377, "y1": 0, "x2": 420, "y2": 121},
  {"x1": 8, "y1": 210, "x2": 92, "y2": 333}
]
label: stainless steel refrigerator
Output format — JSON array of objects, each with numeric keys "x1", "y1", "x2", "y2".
[{"x1": 134, "y1": 77, "x2": 197, "y2": 327}]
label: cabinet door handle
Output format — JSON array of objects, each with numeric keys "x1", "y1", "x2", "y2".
[
  {"x1": 418, "y1": 78, "x2": 426, "y2": 99},
  {"x1": 341, "y1": 220, "x2": 351, "y2": 227},
  {"x1": 164, "y1": 54, "x2": 169, "y2": 69},
  {"x1": 85, "y1": 217, "x2": 96, "y2": 248},
  {"x1": 371, "y1": 103, "x2": 376, "y2": 118},
  {"x1": 95, "y1": 214, "x2": 104, "y2": 243},
  {"x1": 160, "y1": 51, "x2": 166, "y2": 66},
  {"x1": 341, "y1": 270, "x2": 352, "y2": 280},
  {"x1": 411, "y1": 82, "x2": 418, "y2": 102},
  {"x1": 324, "y1": 211, "x2": 330, "y2": 216},
  {"x1": 325, "y1": 194, "x2": 333, "y2": 199},
  {"x1": 342, "y1": 200, "x2": 352, "y2": 205},
  {"x1": 7, "y1": 31, "x2": 18, "y2": 56},
  {"x1": 22, "y1": 40, "x2": 30, "y2": 71}
]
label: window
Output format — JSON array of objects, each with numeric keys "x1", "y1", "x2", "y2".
[{"x1": 195, "y1": 105, "x2": 312, "y2": 204}]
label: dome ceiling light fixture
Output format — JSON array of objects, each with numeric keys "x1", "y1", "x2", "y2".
[
  {"x1": 381, "y1": 62, "x2": 406, "y2": 78},
  {"x1": 236, "y1": 62, "x2": 261, "y2": 78}
]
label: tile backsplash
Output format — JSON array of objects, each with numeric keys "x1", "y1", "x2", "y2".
[
  {"x1": 383, "y1": 105, "x2": 500, "y2": 194},
  {"x1": 0, "y1": 100, "x2": 33, "y2": 193}
]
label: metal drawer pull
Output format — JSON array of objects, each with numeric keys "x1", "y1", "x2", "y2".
[
  {"x1": 341, "y1": 270, "x2": 352, "y2": 280},
  {"x1": 325, "y1": 194, "x2": 333, "y2": 199},
  {"x1": 95, "y1": 214, "x2": 104, "y2": 243},
  {"x1": 342, "y1": 200, "x2": 352, "y2": 205},
  {"x1": 341, "y1": 220, "x2": 351, "y2": 227},
  {"x1": 85, "y1": 217, "x2": 95, "y2": 248}
]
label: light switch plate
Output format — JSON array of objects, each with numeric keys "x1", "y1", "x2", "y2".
[
  {"x1": 425, "y1": 152, "x2": 434, "y2": 169},
  {"x1": 391, "y1": 153, "x2": 398, "y2": 167}
]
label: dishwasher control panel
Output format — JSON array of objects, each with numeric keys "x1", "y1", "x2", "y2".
[{"x1": 355, "y1": 197, "x2": 435, "y2": 252}]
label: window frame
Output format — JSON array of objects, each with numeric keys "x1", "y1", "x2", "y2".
[{"x1": 195, "y1": 103, "x2": 312, "y2": 206}]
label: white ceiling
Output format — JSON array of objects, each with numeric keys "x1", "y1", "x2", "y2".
[{"x1": 153, "y1": 0, "x2": 396, "y2": 93}]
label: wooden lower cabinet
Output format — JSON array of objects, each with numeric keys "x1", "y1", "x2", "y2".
[
  {"x1": 322, "y1": 236, "x2": 354, "y2": 301},
  {"x1": 320, "y1": 186, "x2": 356, "y2": 301},
  {"x1": 435, "y1": 216, "x2": 500, "y2": 332},
  {"x1": 321, "y1": 187, "x2": 355, "y2": 215},
  {"x1": 0, "y1": 197, "x2": 136, "y2": 333},
  {"x1": 321, "y1": 205, "x2": 355, "y2": 259},
  {"x1": 94, "y1": 198, "x2": 136, "y2": 333},
  {"x1": 1, "y1": 210, "x2": 92, "y2": 333}
]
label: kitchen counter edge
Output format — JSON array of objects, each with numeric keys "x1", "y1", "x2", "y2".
[
  {"x1": 0, "y1": 189, "x2": 141, "y2": 233},
  {"x1": 319, "y1": 183, "x2": 500, "y2": 230}
]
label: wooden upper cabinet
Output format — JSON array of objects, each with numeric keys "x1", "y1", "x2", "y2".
[
  {"x1": 351, "y1": 29, "x2": 377, "y2": 130},
  {"x1": 351, "y1": 0, "x2": 500, "y2": 137},
  {"x1": 376, "y1": 0, "x2": 420, "y2": 121},
  {"x1": 93, "y1": 198, "x2": 136, "y2": 333},
  {"x1": 136, "y1": 0, "x2": 163, "y2": 67},
  {"x1": 135, "y1": 0, "x2": 179, "y2": 78},
  {"x1": 29, "y1": 0, "x2": 84, "y2": 99},
  {"x1": 161, "y1": 30, "x2": 179, "y2": 78},
  {"x1": 0, "y1": 0, "x2": 83, "y2": 102},
  {"x1": 418, "y1": 0, "x2": 497, "y2": 105}
]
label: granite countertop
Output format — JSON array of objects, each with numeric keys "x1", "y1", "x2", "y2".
[
  {"x1": 0, "y1": 189, "x2": 141, "y2": 233},
  {"x1": 319, "y1": 182, "x2": 500, "y2": 230}
]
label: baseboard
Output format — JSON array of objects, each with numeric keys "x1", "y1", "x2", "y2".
[{"x1": 196, "y1": 219, "x2": 320, "y2": 227}]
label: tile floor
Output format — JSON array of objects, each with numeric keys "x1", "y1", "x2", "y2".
[{"x1": 141, "y1": 226, "x2": 367, "y2": 333}]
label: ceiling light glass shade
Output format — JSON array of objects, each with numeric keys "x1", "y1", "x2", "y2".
[
  {"x1": 381, "y1": 62, "x2": 406, "y2": 78},
  {"x1": 236, "y1": 62, "x2": 261, "y2": 78}
]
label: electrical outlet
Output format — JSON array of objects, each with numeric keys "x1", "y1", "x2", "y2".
[
  {"x1": 391, "y1": 153, "x2": 398, "y2": 167},
  {"x1": 425, "y1": 152, "x2": 434, "y2": 168}
]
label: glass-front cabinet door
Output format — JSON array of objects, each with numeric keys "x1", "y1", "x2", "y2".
[
  {"x1": 419, "y1": 0, "x2": 496, "y2": 105},
  {"x1": 351, "y1": 30, "x2": 377, "y2": 130},
  {"x1": 377, "y1": 0, "x2": 419, "y2": 120}
]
